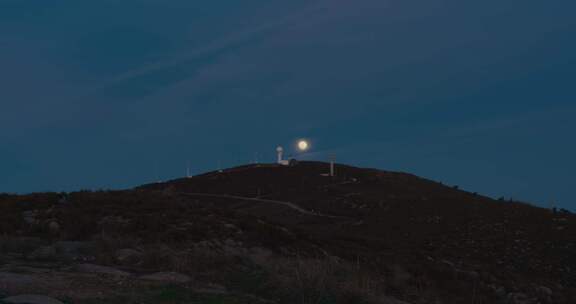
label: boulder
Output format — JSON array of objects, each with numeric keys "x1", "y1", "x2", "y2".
[
  {"x1": 27, "y1": 246, "x2": 57, "y2": 261},
  {"x1": 54, "y1": 241, "x2": 93, "y2": 260},
  {"x1": 46, "y1": 221, "x2": 60, "y2": 236},
  {"x1": 115, "y1": 248, "x2": 143, "y2": 265},
  {"x1": 0, "y1": 237, "x2": 46, "y2": 254},
  {"x1": 390, "y1": 264, "x2": 412, "y2": 287},
  {"x1": 3, "y1": 265, "x2": 51, "y2": 274},
  {"x1": 507, "y1": 292, "x2": 534, "y2": 304},
  {"x1": 193, "y1": 283, "x2": 228, "y2": 295},
  {"x1": 0, "y1": 272, "x2": 36, "y2": 285},
  {"x1": 75, "y1": 264, "x2": 131, "y2": 277},
  {"x1": 456, "y1": 269, "x2": 479, "y2": 280},
  {"x1": 99, "y1": 216, "x2": 131, "y2": 238},
  {"x1": 376, "y1": 296, "x2": 411, "y2": 304},
  {"x1": 21, "y1": 211, "x2": 39, "y2": 225},
  {"x1": 3, "y1": 295, "x2": 64, "y2": 304},
  {"x1": 57, "y1": 196, "x2": 69, "y2": 205},
  {"x1": 139, "y1": 272, "x2": 192, "y2": 283},
  {"x1": 537, "y1": 285, "x2": 553, "y2": 297}
]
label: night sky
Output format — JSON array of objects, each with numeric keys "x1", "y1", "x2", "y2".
[{"x1": 1, "y1": 0, "x2": 575, "y2": 210}]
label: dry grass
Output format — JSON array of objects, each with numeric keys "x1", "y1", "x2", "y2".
[
  {"x1": 86, "y1": 238, "x2": 396, "y2": 304},
  {"x1": 252, "y1": 254, "x2": 388, "y2": 304}
]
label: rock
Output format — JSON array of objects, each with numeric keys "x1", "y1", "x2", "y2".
[
  {"x1": 490, "y1": 285, "x2": 506, "y2": 298},
  {"x1": 75, "y1": 264, "x2": 131, "y2": 277},
  {"x1": 249, "y1": 247, "x2": 273, "y2": 260},
  {"x1": 27, "y1": 246, "x2": 57, "y2": 261},
  {"x1": 54, "y1": 241, "x2": 93, "y2": 260},
  {"x1": 115, "y1": 248, "x2": 143, "y2": 265},
  {"x1": 390, "y1": 264, "x2": 412, "y2": 287},
  {"x1": 0, "y1": 272, "x2": 36, "y2": 285},
  {"x1": 507, "y1": 292, "x2": 534, "y2": 304},
  {"x1": 3, "y1": 295, "x2": 64, "y2": 304},
  {"x1": 0, "y1": 237, "x2": 46, "y2": 254},
  {"x1": 98, "y1": 216, "x2": 132, "y2": 240},
  {"x1": 537, "y1": 285, "x2": 553, "y2": 297},
  {"x1": 193, "y1": 283, "x2": 228, "y2": 294},
  {"x1": 22, "y1": 211, "x2": 39, "y2": 225},
  {"x1": 376, "y1": 296, "x2": 411, "y2": 304},
  {"x1": 456, "y1": 269, "x2": 479, "y2": 280},
  {"x1": 57, "y1": 196, "x2": 68, "y2": 205},
  {"x1": 139, "y1": 272, "x2": 192, "y2": 283},
  {"x1": 47, "y1": 221, "x2": 60, "y2": 236},
  {"x1": 2, "y1": 265, "x2": 51, "y2": 274}
]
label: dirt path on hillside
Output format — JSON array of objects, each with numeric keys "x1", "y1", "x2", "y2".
[{"x1": 178, "y1": 192, "x2": 350, "y2": 219}]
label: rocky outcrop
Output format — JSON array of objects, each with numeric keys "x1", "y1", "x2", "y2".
[
  {"x1": 0, "y1": 272, "x2": 37, "y2": 285},
  {"x1": 75, "y1": 263, "x2": 131, "y2": 277},
  {"x1": 114, "y1": 248, "x2": 143, "y2": 265},
  {"x1": 26, "y1": 246, "x2": 57, "y2": 261},
  {"x1": 138, "y1": 272, "x2": 192, "y2": 283},
  {"x1": 2, "y1": 295, "x2": 64, "y2": 304}
]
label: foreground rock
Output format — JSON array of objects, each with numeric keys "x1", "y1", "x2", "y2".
[
  {"x1": 26, "y1": 246, "x2": 57, "y2": 261},
  {"x1": 139, "y1": 272, "x2": 192, "y2": 283},
  {"x1": 0, "y1": 272, "x2": 37, "y2": 285},
  {"x1": 3, "y1": 295, "x2": 64, "y2": 304},
  {"x1": 114, "y1": 248, "x2": 143, "y2": 265},
  {"x1": 53, "y1": 241, "x2": 94, "y2": 261},
  {"x1": 75, "y1": 263, "x2": 131, "y2": 277}
]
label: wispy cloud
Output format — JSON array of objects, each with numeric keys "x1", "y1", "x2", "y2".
[{"x1": 99, "y1": 4, "x2": 326, "y2": 99}]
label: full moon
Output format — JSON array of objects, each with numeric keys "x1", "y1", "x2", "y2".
[{"x1": 298, "y1": 140, "x2": 309, "y2": 151}]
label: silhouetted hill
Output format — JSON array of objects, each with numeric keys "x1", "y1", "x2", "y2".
[
  {"x1": 139, "y1": 162, "x2": 576, "y2": 300},
  {"x1": 1, "y1": 162, "x2": 575, "y2": 303}
]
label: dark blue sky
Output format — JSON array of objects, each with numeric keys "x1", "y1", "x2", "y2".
[{"x1": 1, "y1": 0, "x2": 575, "y2": 209}]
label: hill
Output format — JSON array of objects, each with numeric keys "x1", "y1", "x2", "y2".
[{"x1": 0, "y1": 162, "x2": 575, "y2": 304}]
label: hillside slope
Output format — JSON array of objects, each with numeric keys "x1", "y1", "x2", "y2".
[
  {"x1": 1, "y1": 162, "x2": 575, "y2": 303},
  {"x1": 144, "y1": 161, "x2": 576, "y2": 301}
]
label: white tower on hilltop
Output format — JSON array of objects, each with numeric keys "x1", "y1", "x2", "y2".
[
  {"x1": 276, "y1": 146, "x2": 284, "y2": 164},
  {"x1": 276, "y1": 146, "x2": 290, "y2": 165}
]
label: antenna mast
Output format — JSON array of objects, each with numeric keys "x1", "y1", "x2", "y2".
[{"x1": 329, "y1": 153, "x2": 336, "y2": 177}]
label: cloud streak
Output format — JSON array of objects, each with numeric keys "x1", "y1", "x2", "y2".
[{"x1": 100, "y1": 3, "x2": 326, "y2": 98}]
